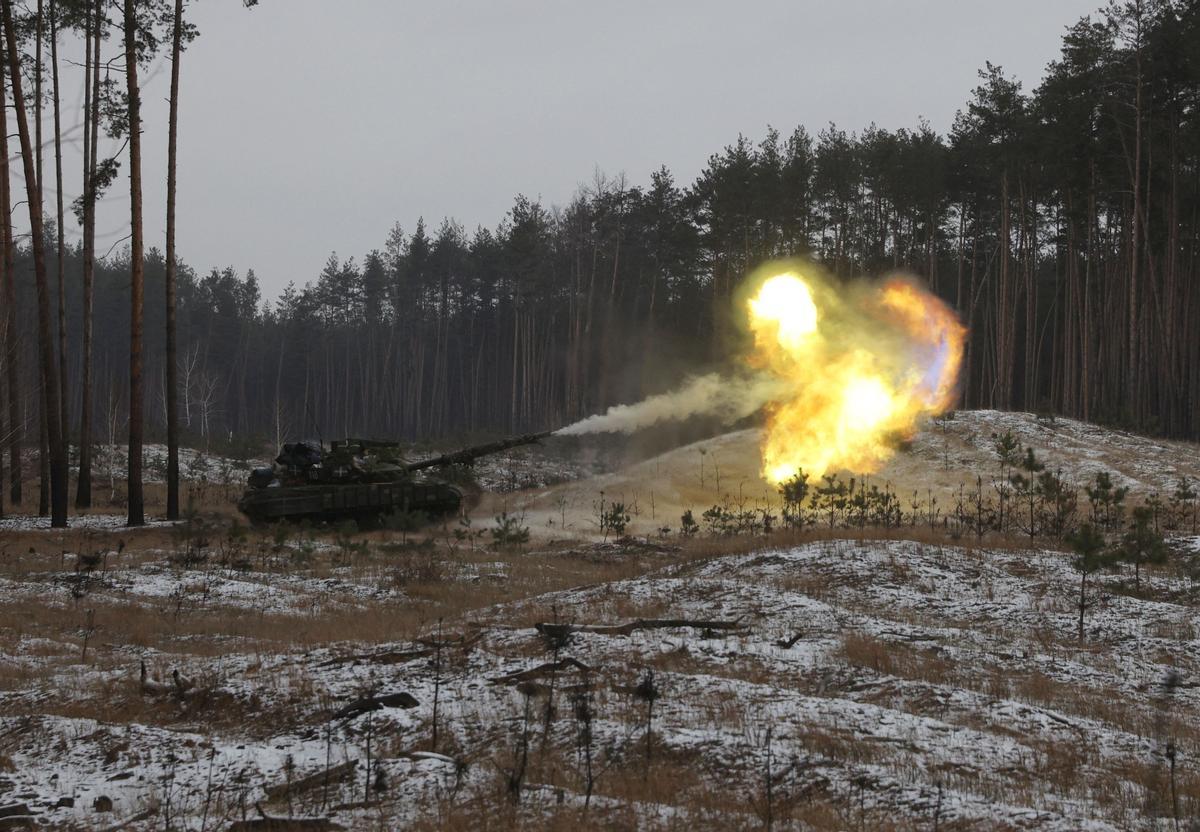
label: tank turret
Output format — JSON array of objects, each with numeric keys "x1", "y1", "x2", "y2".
[{"x1": 237, "y1": 431, "x2": 551, "y2": 525}]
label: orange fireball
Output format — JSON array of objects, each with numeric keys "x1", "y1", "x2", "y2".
[{"x1": 743, "y1": 263, "x2": 965, "y2": 484}]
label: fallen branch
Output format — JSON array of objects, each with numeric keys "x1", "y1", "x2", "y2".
[
  {"x1": 264, "y1": 760, "x2": 357, "y2": 802},
  {"x1": 535, "y1": 618, "x2": 743, "y2": 639},
  {"x1": 416, "y1": 629, "x2": 485, "y2": 651},
  {"x1": 0, "y1": 805, "x2": 35, "y2": 832},
  {"x1": 392, "y1": 749, "x2": 464, "y2": 767},
  {"x1": 317, "y1": 629, "x2": 484, "y2": 668},
  {"x1": 332, "y1": 691, "x2": 419, "y2": 722},
  {"x1": 229, "y1": 814, "x2": 345, "y2": 831},
  {"x1": 316, "y1": 647, "x2": 432, "y2": 668},
  {"x1": 489, "y1": 658, "x2": 591, "y2": 686},
  {"x1": 511, "y1": 679, "x2": 596, "y2": 698},
  {"x1": 876, "y1": 630, "x2": 939, "y2": 643},
  {"x1": 97, "y1": 809, "x2": 156, "y2": 832}
]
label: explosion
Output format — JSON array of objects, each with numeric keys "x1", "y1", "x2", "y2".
[
  {"x1": 555, "y1": 260, "x2": 965, "y2": 486},
  {"x1": 744, "y1": 262, "x2": 965, "y2": 484}
]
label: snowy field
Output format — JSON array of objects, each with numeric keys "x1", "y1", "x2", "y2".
[
  {"x1": 82, "y1": 443, "x2": 268, "y2": 486},
  {"x1": 2, "y1": 410, "x2": 1199, "y2": 829},
  {"x1": 0, "y1": 514, "x2": 181, "y2": 532},
  {"x1": 1, "y1": 534, "x2": 1197, "y2": 829}
]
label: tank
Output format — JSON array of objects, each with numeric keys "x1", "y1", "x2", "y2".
[{"x1": 237, "y1": 431, "x2": 552, "y2": 525}]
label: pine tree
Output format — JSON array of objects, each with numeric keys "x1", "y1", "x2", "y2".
[
  {"x1": 1, "y1": 0, "x2": 68, "y2": 527},
  {"x1": 1066, "y1": 523, "x2": 1114, "y2": 641},
  {"x1": 1116, "y1": 505, "x2": 1168, "y2": 591},
  {"x1": 124, "y1": 0, "x2": 145, "y2": 526}
]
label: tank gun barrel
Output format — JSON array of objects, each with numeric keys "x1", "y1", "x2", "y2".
[{"x1": 404, "y1": 430, "x2": 553, "y2": 472}]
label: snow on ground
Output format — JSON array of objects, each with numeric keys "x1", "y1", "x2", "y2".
[
  {"x1": 2, "y1": 537, "x2": 1196, "y2": 829},
  {"x1": 909, "y1": 409, "x2": 1200, "y2": 495},
  {"x1": 0, "y1": 514, "x2": 181, "y2": 532},
  {"x1": 446, "y1": 444, "x2": 601, "y2": 493},
  {"x1": 2, "y1": 411, "x2": 1199, "y2": 827},
  {"x1": 0, "y1": 551, "x2": 408, "y2": 622},
  {"x1": 83, "y1": 443, "x2": 270, "y2": 486}
]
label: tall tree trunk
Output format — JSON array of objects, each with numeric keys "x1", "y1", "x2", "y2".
[
  {"x1": 35, "y1": 0, "x2": 49, "y2": 516},
  {"x1": 0, "y1": 51, "x2": 19, "y2": 506},
  {"x1": 76, "y1": 0, "x2": 100, "y2": 509},
  {"x1": 50, "y1": 0, "x2": 67, "y2": 448},
  {"x1": 124, "y1": 0, "x2": 145, "y2": 526},
  {"x1": 1, "y1": 0, "x2": 67, "y2": 527},
  {"x1": 1127, "y1": 9, "x2": 1144, "y2": 423},
  {"x1": 997, "y1": 172, "x2": 1012, "y2": 408},
  {"x1": 165, "y1": 0, "x2": 182, "y2": 519},
  {"x1": 38, "y1": 406, "x2": 48, "y2": 515}
]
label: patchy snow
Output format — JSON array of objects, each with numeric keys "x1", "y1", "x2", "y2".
[
  {"x1": 452, "y1": 445, "x2": 601, "y2": 493},
  {"x1": 0, "y1": 513, "x2": 181, "y2": 532},
  {"x1": 0, "y1": 557, "x2": 408, "y2": 618},
  {"x1": 84, "y1": 443, "x2": 269, "y2": 485},
  {"x1": 3, "y1": 536, "x2": 1195, "y2": 829},
  {"x1": 3, "y1": 411, "x2": 1199, "y2": 828}
]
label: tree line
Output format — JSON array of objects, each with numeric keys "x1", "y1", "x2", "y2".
[
  {"x1": 0, "y1": 0, "x2": 253, "y2": 526},
  {"x1": 1, "y1": 0, "x2": 1198, "y2": 526}
]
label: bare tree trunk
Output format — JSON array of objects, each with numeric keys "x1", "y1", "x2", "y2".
[
  {"x1": 50, "y1": 0, "x2": 67, "y2": 450},
  {"x1": 76, "y1": 0, "x2": 100, "y2": 508},
  {"x1": 124, "y1": 0, "x2": 145, "y2": 526},
  {"x1": 0, "y1": 52, "x2": 19, "y2": 506},
  {"x1": 35, "y1": 0, "x2": 49, "y2": 517},
  {"x1": 164, "y1": 0, "x2": 182, "y2": 519},
  {"x1": 997, "y1": 172, "x2": 1012, "y2": 408},
  {"x1": 2, "y1": 0, "x2": 67, "y2": 527},
  {"x1": 38, "y1": 405, "x2": 48, "y2": 515},
  {"x1": 1128, "y1": 19, "x2": 1143, "y2": 424}
]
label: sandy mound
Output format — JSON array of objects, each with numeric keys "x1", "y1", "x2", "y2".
[{"x1": 485, "y1": 410, "x2": 1200, "y2": 538}]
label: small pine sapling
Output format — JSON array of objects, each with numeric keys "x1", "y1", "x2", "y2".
[
  {"x1": 815, "y1": 473, "x2": 849, "y2": 528},
  {"x1": 1010, "y1": 446, "x2": 1044, "y2": 540},
  {"x1": 679, "y1": 509, "x2": 699, "y2": 537},
  {"x1": 778, "y1": 470, "x2": 810, "y2": 530},
  {"x1": 968, "y1": 475, "x2": 989, "y2": 539},
  {"x1": 490, "y1": 510, "x2": 530, "y2": 551},
  {"x1": 634, "y1": 670, "x2": 660, "y2": 772},
  {"x1": 538, "y1": 604, "x2": 573, "y2": 749},
  {"x1": 1085, "y1": 471, "x2": 1128, "y2": 531},
  {"x1": 992, "y1": 431, "x2": 1020, "y2": 532},
  {"x1": 1116, "y1": 505, "x2": 1169, "y2": 591},
  {"x1": 600, "y1": 499, "x2": 631, "y2": 540},
  {"x1": 572, "y1": 684, "x2": 596, "y2": 812},
  {"x1": 1168, "y1": 476, "x2": 1197, "y2": 534},
  {"x1": 1036, "y1": 468, "x2": 1077, "y2": 541},
  {"x1": 1067, "y1": 523, "x2": 1116, "y2": 641}
]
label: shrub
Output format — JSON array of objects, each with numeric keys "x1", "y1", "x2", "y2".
[
  {"x1": 778, "y1": 471, "x2": 810, "y2": 529},
  {"x1": 1115, "y1": 505, "x2": 1169, "y2": 590},
  {"x1": 679, "y1": 510, "x2": 699, "y2": 537},
  {"x1": 491, "y1": 511, "x2": 530, "y2": 551}
]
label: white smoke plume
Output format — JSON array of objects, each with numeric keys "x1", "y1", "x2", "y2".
[{"x1": 555, "y1": 372, "x2": 785, "y2": 436}]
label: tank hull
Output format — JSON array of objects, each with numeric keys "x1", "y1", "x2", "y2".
[{"x1": 238, "y1": 479, "x2": 464, "y2": 524}]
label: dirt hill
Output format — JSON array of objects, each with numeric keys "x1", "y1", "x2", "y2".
[{"x1": 489, "y1": 409, "x2": 1200, "y2": 539}]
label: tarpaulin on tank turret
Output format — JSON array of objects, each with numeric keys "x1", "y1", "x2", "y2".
[{"x1": 276, "y1": 440, "x2": 323, "y2": 470}]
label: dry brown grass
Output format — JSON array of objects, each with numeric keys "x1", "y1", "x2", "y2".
[{"x1": 5, "y1": 476, "x2": 1198, "y2": 831}]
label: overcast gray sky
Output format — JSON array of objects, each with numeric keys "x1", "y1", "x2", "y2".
[{"x1": 61, "y1": 0, "x2": 1101, "y2": 298}]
